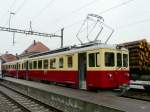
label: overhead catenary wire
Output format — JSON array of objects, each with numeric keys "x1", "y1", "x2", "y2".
[
  {"x1": 14, "y1": 0, "x2": 28, "y2": 14},
  {"x1": 0, "y1": 0, "x2": 17, "y2": 24},
  {"x1": 50, "y1": 0, "x2": 99, "y2": 24},
  {"x1": 58, "y1": 0, "x2": 135, "y2": 31},
  {"x1": 3, "y1": 0, "x2": 29, "y2": 27},
  {"x1": 116, "y1": 17, "x2": 150, "y2": 30},
  {"x1": 32, "y1": 0, "x2": 55, "y2": 22}
]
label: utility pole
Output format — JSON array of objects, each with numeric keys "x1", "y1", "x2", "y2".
[
  {"x1": 0, "y1": 26, "x2": 64, "y2": 48},
  {"x1": 61, "y1": 28, "x2": 64, "y2": 48}
]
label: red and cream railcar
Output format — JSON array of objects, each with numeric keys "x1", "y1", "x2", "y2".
[{"x1": 2, "y1": 43, "x2": 130, "y2": 90}]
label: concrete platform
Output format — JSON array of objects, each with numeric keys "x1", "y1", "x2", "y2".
[{"x1": 1, "y1": 77, "x2": 150, "y2": 112}]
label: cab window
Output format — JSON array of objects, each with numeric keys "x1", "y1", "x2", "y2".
[
  {"x1": 105, "y1": 52, "x2": 115, "y2": 67},
  {"x1": 88, "y1": 52, "x2": 100, "y2": 67},
  {"x1": 117, "y1": 53, "x2": 122, "y2": 67}
]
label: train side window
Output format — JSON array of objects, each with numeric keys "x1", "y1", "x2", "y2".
[
  {"x1": 96, "y1": 53, "x2": 100, "y2": 67},
  {"x1": 38, "y1": 60, "x2": 42, "y2": 69},
  {"x1": 19, "y1": 64, "x2": 20, "y2": 70},
  {"x1": 89, "y1": 53, "x2": 95, "y2": 67},
  {"x1": 43, "y1": 59, "x2": 48, "y2": 69},
  {"x1": 50, "y1": 58, "x2": 56, "y2": 69},
  {"x1": 117, "y1": 53, "x2": 122, "y2": 67},
  {"x1": 59, "y1": 57, "x2": 64, "y2": 68},
  {"x1": 22, "y1": 63, "x2": 24, "y2": 70},
  {"x1": 123, "y1": 54, "x2": 128, "y2": 67},
  {"x1": 33, "y1": 61, "x2": 37, "y2": 69},
  {"x1": 29, "y1": 62, "x2": 32, "y2": 70},
  {"x1": 67, "y1": 56, "x2": 73, "y2": 68},
  {"x1": 88, "y1": 52, "x2": 100, "y2": 67},
  {"x1": 105, "y1": 52, "x2": 115, "y2": 67}
]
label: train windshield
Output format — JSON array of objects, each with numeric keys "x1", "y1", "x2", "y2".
[
  {"x1": 105, "y1": 52, "x2": 115, "y2": 67},
  {"x1": 117, "y1": 53, "x2": 122, "y2": 67},
  {"x1": 123, "y1": 54, "x2": 128, "y2": 67}
]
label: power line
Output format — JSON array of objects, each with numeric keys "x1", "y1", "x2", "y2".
[
  {"x1": 61, "y1": 0, "x2": 135, "y2": 31},
  {"x1": 50, "y1": 0, "x2": 99, "y2": 24},
  {"x1": 15, "y1": 0, "x2": 28, "y2": 14},
  {"x1": 3, "y1": 0, "x2": 28, "y2": 27},
  {"x1": 32, "y1": 0, "x2": 55, "y2": 22},
  {"x1": 116, "y1": 17, "x2": 150, "y2": 30},
  {"x1": 98, "y1": 0, "x2": 135, "y2": 15},
  {"x1": 0, "y1": 0, "x2": 17, "y2": 23}
]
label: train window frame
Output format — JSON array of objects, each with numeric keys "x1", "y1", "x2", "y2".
[
  {"x1": 33, "y1": 60, "x2": 37, "y2": 69},
  {"x1": 29, "y1": 61, "x2": 32, "y2": 70},
  {"x1": 67, "y1": 55, "x2": 73, "y2": 68},
  {"x1": 22, "y1": 63, "x2": 24, "y2": 70},
  {"x1": 50, "y1": 58, "x2": 56, "y2": 69},
  {"x1": 105, "y1": 52, "x2": 115, "y2": 67},
  {"x1": 88, "y1": 52, "x2": 100, "y2": 67},
  {"x1": 117, "y1": 53, "x2": 122, "y2": 67},
  {"x1": 123, "y1": 54, "x2": 128, "y2": 67},
  {"x1": 59, "y1": 57, "x2": 64, "y2": 68},
  {"x1": 88, "y1": 53, "x2": 95, "y2": 67},
  {"x1": 43, "y1": 59, "x2": 48, "y2": 69},
  {"x1": 18, "y1": 64, "x2": 20, "y2": 70},
  {"x1": 38, "y1": 60, "x2": 43, "y2": 69}
]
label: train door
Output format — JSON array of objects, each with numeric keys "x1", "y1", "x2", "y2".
[{"x1": 78, "y1": 53, "x2": 87, "y2": 89}]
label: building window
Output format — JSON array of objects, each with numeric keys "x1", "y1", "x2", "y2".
[
  {"x1": 50, "y1": 58, "x2": 56, "y2": 69},
  {"x1": 59, "y1": 57, "x2": 64, "y2": 68},
  {"x1": 67, "y1": 56, "x2": 73, "y2": 68},
  {"x1": 33, "y1": 61, "x2": 37, "y2": 69},
  {"x1": 43, "y1": 59, "x2": 48, "y2": 69},
  {"x1": 123, "y1": 54, "x2": 128, "y2": 67},
  {"x1": 117, "y1": 53, "x2": 122, "y2": 67},
  {"x1": 105, "y1": 52, "x2": 115, "y2": 67},
  {"x1": 38, "y1": 60, "x2": 42, "y2": 69}
]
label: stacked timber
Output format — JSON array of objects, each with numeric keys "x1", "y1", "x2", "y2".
[{"x1": 119, "y1": 39, "x2": 150, "y2": 75}]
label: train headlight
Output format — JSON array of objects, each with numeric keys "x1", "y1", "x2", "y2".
[{"x1": 108, "y1": 74, "x2": 112, "y2": 78}]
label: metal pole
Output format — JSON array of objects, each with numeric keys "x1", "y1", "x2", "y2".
[
  {"x1": 61, "y1": 28, "x2": 64, "y2": 48},
  {"x1": 9, "y1": 12, "x2": 15, "y2": 29}
]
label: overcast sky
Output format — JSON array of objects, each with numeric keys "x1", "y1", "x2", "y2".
[{"x1": 0, "y1": 0, "x2": 150, "y2": 54}]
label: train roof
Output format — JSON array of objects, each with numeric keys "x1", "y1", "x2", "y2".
[
  {"x1": 3, "y1": 42, "x2": 128, "y2": 65},
  {"x1": 29, "y1": 42, "x2": 128, "y2": 58}
]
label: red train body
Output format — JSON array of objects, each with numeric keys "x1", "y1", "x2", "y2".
[{"x1": 2, "y1": 43, "x2": 130, "y2": 90}]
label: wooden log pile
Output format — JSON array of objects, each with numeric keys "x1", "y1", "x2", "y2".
[{"x1": 119, "y1": 39, "x2": 150, "y2": 74}]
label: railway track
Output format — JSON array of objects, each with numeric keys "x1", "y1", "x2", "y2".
[
  {"x1": 121, "y1": 88, "x2": 150, "y2": 102},
  {"x1": 0, "y1": 84, "x2": 62, "y2": 112}
]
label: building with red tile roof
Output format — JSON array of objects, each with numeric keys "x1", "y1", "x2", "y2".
[{"x1": 19, "y1": 40, "x2": 50, "y2": 58}]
